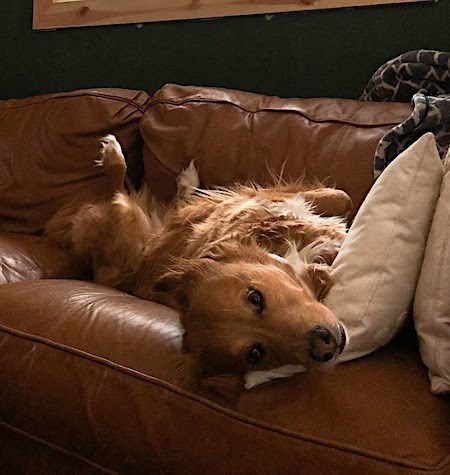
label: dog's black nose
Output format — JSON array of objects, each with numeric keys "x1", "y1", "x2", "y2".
[{"x1": 308, "y1": 326, "x2": 338, "y2": 362}]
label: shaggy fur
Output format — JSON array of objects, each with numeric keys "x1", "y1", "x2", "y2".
[{"x1": 46, "y1": 135, "x2": 352, "y2": 399}]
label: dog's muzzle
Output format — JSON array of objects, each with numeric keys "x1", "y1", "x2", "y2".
[{"x1": 308, "y1": 323, "x2": 347, "y2": 363}]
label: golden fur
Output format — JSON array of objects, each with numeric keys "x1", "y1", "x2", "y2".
[{"x1": 46, "y1": 135, "x2": 352, "y2": 399}]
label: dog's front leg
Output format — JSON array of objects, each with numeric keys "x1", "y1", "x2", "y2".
[{"x1": 302, "y1": 188, "x2": 353, "y2": 218}]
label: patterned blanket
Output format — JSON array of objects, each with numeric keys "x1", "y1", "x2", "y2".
[{"x1": 360, "y1": 49, "x2": 450, "y2": 177}]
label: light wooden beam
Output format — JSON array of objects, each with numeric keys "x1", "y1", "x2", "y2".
[{"x1": 34, "y1": 0, "x2": 431, "y2": 30}]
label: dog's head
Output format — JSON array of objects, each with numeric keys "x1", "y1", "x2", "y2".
[{"x1": 153, "y1": 242, "x2": 347, "y2": 397}]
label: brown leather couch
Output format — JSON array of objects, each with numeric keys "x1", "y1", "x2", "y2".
[{"x1": 0, "y1": 85, "x2": 449, "y2": 474}]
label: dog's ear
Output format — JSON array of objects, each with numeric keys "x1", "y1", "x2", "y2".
[
  {"x1": 174, "y1": 352, "x2": 244, "y2": 405},
  {"x1": 305, "y1": 263, "x2": 333, "y2": 301},
  {"x1": 152, "y1": 267, "x2": 185, "y2": 293},
  {"x1": 152, "y1": 265, "x2": 190, "y2": 309},
  {"x1": 198, "y1": 373, "x2": 245, "y2": 405},
  {"x1": 152, "y1": 258, "x2": 218, "y2": 308}
]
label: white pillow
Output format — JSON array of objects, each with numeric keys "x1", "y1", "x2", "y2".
[
  {"x1": 324, "y1": 133, "x2": 444, "y2": 361},
  {"x1": 413, "y1": 151, "x2": 450, "y2": 394}
]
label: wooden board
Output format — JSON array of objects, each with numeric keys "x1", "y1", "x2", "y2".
[{"x1": 34, "y1": 0, "x2": 431, "y2": 30}]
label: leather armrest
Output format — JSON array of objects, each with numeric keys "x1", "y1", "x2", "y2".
[
  {"x1": 0, "y1": 279, "x2": 184, "y2": 471},
  {"x1": 0, "y1": 232, "x2": 84, "y2": 284}
]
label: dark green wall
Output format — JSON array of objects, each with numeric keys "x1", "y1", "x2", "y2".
[{"x1": 0, "y1": 1, "x2": 448, "y2": 100}]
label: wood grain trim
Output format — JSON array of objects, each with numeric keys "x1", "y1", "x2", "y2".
[{"x1": 33, "y1": 0, "x2": 430, "y2": 30}]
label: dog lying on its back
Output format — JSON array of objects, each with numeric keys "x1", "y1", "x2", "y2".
[{"x1": 46, "y1": 135, "x2": 352, "y2": 399}]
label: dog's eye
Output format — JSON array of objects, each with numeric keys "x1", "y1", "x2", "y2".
[
  {"x1": 247, "y1": 288, "x2": 265, "y2": 314},
  {"x1": 246, "y1": 343, "x2": 266, "y2": 365}
]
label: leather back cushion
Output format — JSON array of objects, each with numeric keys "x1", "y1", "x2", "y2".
[
  {"x1": 0, "y1": 89, "x2": 149, "y2": 234},
  {"x1": 140, "y1": 84, "x2": 412, "y2": 219}
]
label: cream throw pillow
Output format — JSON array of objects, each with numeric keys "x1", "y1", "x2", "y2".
[
  {"x1": 325, "y1": 133, "x2": 444, "y2": 362},
  {"x1": 413, "y1": 152, "x2": 450, "y2": 394}
]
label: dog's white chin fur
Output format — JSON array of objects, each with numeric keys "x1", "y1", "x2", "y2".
[{"x1": 244, "y1": 365, "x2": 307, "y2": 389}]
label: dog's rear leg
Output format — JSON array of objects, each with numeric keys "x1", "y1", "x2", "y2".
[
  {"x1": 79, "y1": 193, "x2": 152, "y2": 291},
  {"x1": 46, "y1": 135, "x2": 129, "y2": 247},
  {"x1": 97, "y1": 134, "x2": 130, "y2": 193}
]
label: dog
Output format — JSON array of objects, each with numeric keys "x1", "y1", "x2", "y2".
[{"x1": 45, "y1": 135, "x2": 352, "y2": 400}]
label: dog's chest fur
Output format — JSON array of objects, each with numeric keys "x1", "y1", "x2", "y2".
[{"x1": 183, "y1": 188, "x2": 347, "y2": 260}]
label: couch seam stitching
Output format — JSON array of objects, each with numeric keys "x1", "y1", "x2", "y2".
[
  {"x1": 328, "y1": 102, "x2": 363, "y2": 181},
  {"x1": 3, "y1": 90, "x2": 149, "y2": 114},
  {"x1": 145, "y1": 98, "x2": 408, "y2": 127},
  {"x1": 0, "y1": 420, "x2": 118, "y2": 474}
]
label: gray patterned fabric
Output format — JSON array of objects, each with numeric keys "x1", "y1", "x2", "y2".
[{"x1": 361, "y1": 49, "x2": 450, "y2": 177}]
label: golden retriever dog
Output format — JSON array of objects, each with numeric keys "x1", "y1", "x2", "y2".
[{"x1": 46, "y1": 135, "x2": 352, "y2": 399}]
